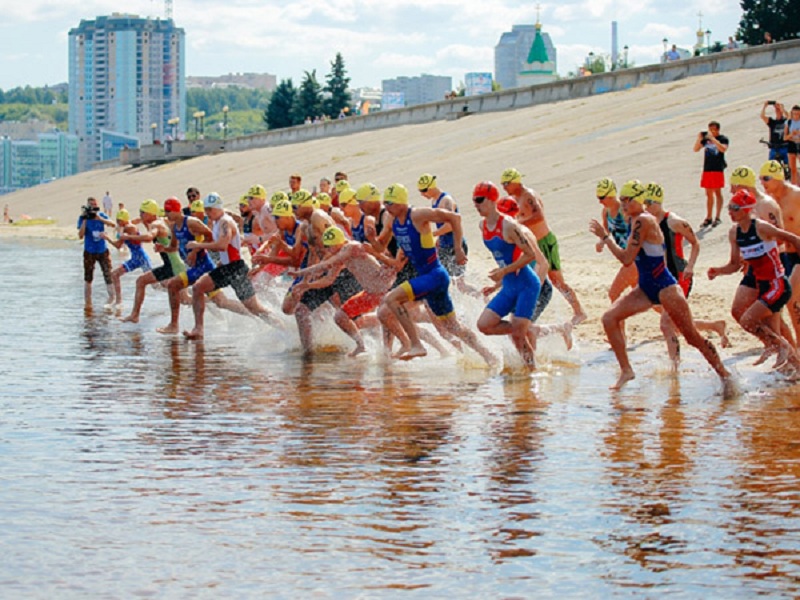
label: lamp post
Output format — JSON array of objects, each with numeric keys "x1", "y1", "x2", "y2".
[
  {"x1": 623, "y1": 45, "x2": 629, "y2": 68},
  {"x1": 193, "y1": 111, "x2": 205, "y2": 140},
  {"x1": 150, "y1": 122, "x2": 157, "y2": 144},
  {"x1": 705, "y1": 29, "x2": 711, "y2": 52},
  {"x1": 222, "y1": 105, "x2": 229, "y2": 141},
  {"x1": 168, "y1": 117, "x2": 180, "y2": 139},
  {"x1": 662, "y1": 38, "x2": 668, "y2": 62}
]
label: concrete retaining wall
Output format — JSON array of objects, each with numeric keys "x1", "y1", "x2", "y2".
[{"x1": 125, "y1": 39, "x2": 800, "y2": 167}]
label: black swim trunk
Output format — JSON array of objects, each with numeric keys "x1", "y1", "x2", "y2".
[
  {"x1": 739, "y1": 265, "x2": 756, "y2": 290},
  {"x1": 531, "y1": 278, "x2": 552, "y2": 323},
  {"x1": 210, "y1": 259, "x2": 255, "y2": 302},
  {"x1": 301, "y1": 269, "x2": 362, "y2": 312}
]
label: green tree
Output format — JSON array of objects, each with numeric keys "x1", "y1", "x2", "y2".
[
  {"x1": 264, "y1": 78, "x2": 296, "y2": 130},
  {"x1": 291, "y1": 70, "x2": 323, "y2": 125},
  {"x1": 323, "y1": 53, "x2": 351, "y2": 117},
  {"x1": 738, "y1": 0, "x2": 800, "y2": 45}
]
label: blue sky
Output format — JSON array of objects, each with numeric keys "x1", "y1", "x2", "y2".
[{"x1": 0, "y1": 0, "x2": 743, "y2": 90}]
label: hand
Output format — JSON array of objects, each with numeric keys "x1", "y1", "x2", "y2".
[
  {"x1": 589, "y1": 219, "x2": 607, "y2": 240},
  {"x1": 154, "y1": 243, "x2": 166, "y2": 253},
  {"x1": 482, "y1": 284, "x2": 499, "y2": 296},
  {"x1": 684, "y1": 266, "x2": 694, "y2": 280},
  {"x1": 186, "y1": 241, "x2": 198, "y2": 250},
  {"x1": 455, "y1": 246, "x2": 468, "y2": 265},
  {"x1": 595, "y1": 240, "x2": 605, "y2": 253},
  {"x1": 488, "y1": 267, "x2": 505, "y2": 282},
  {"x1": 707, "y1": 267, "x2": 718, "y2": 281}
]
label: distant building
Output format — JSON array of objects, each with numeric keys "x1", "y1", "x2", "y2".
[
  {"x1": 381, "y1": 74, "x2": 452, "y2": 108},
  {"x1": 68, "y1": 14, "x2": 186, "y2": 171},
  {"x1": 186, "y1": 73, "x2": 277, "y2": 91},
  {"x1": 495, "y1": 24, "x2": 557, "y2": 90},
  {"x1": 0, "y1": 131, "x2": 78, "y2": 194}
]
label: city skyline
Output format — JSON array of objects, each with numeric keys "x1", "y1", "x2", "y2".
[{"x1": 2, "y1": 1, "x2": 743, "y2": 91}]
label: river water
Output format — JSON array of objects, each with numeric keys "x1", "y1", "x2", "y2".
[{"x1": 2, "y1": 238, "x2": 800, "y2": 597}]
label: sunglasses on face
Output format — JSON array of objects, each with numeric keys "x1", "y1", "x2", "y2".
[
  {"x1": 473, "y1": 196, "x2": 487, "y2": 204},
  {"x1": 419, "y1": 187, "x2": 430, "y2": 193},
  {"x1": 728, "y1": 204, "x2": 743, "y2": 211},
  {"x1": 761, "y1": 176, "x2": 774, "y2": 182}
]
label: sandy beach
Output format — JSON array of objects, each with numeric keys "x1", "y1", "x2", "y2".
[{"x1": 4, "y1": 62, "x2": 799, "y2": 354}]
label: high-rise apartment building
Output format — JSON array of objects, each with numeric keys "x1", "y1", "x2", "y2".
[
  {"x1": 68, "y1": 14, "x2": 186, "y2": 171},
  {"x1": 495, "y1": 25, "x2": 557, "y2": 90}
]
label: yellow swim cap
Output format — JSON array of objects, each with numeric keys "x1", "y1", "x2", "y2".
[
  {"x1": 355, "y1": 183, "x2": 381, "y2": 202},
  {"x1": 619, "y1": 179, "x2": 646, "y2": 203},
  {"x1": 239, "y1": 195, "x2": 250, "y2": 207},
  {"x1": 322, "y1": 226, "x2": 347, "y2": 247},
  {"x1": 116, "y1": 209, "x2": 130, "y2": 222},
  {"x1": 317, "y1": 192, "x2": 332, "y2": 207},
  {"x1": 730, "y1": 166, "x2": 756, "y2": 188},
  {"x1": 383, "y1": 183, "x2": 409, "y2": 205},
  {"x1": 272, "y1": 199, "x2": 294, "y2": 218},
  {"x1": 339, "y1": 188, "x2": 358, "y2": 205},
  {"x1": 596, "y1": 178, "x2": 616, "y2": 198},
  {"x1": 270, "y1": 190, "x2": 289, "y2": 209},
  {"x1": 644, "y1": 182, "x2": 664, "y2": 204},
  {"x1": 760, "y1": 160, "x2": 785, "y2": 180},
  {"x1": 140, "y1": 199, "x2": 161, "y2": 216},
  {"x1": 417, "y1": 173, "x2": 437, "y2": 191},
  {"x1": 247, "y1": 184, "x2": 267, "y2": 200},
  {"x1": 501, "y1": 167, "x2": 523, "y2": 184},
  {"x1": 291, "y1": 189, "x2": 312, "y2": 207},
  {"x1": 190, "y1": 199, "x2": 205, "y2": 213},
  {"x1": 335, "y1": 179, "x2": 351, "y2": 193}
]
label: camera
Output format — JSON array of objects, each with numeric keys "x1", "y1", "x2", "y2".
[
  {"x1": 700, "y1": 131, "x2": 708, "y2": 139},
  {"x1": 82, "y1": 204, "x2": 100, "y2": 219},
  {"x1": 767, "y1": 100, "x2": 776, "y2": 106}
]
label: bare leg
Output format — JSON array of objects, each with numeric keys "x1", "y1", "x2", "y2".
[
  {"x1": 334, "y1": 309, "x2": 366, "y2": 356},
  {"x1": 661, "y1": 286, "x2": 730, "y2": 380},
  {"x1": 121, "y1": 271, "x2": 157, "y2": 323},
  {"x1": 157, "y1": 277, "x2": 184, "y2": 334},
  {"x1": 379, "y1": 288, "x2": 423, "y2": 358},
  {"x1": 213, "y1": 290, "x2": 252, "y2": 317},
  {"x1": 183, "y1": 274, "x2": 214, "y2": 340},
  {"x1": 602, "y1": 288, "x2": 653, "y2": 389},
  {"x1": 84, "y1": 281, "x2": 93, "y2": 309},
  {"x1": 608, "y1": 263, "x2": 638, "y2": 303},
  {"x1": 549, "y1": 269, "x2": 587, "y2": 326},
  {"x1": 660, "y1": 310, "x2": 681, "y2": 369}
]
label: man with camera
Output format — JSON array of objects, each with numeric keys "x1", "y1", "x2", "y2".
[
  {"x1": 77, "y1": 196, "x2": 116, "y2": 310},
  {"x1": 693, "y1": 121, "x2": 729, "y2": 229},
  {"x1": 761, "y1": 100, "x2": 789, "y2": 168}
]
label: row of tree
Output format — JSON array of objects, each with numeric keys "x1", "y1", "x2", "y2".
[
  {"x1": 0, "y1": 85, "x2": 67, "y2": 105},
  {"x1": 737, "y1": 0, "x2": 799, "y2": 45},
  {"x1": 264, "y1": 53, "x2": 351, "y2": 130}
]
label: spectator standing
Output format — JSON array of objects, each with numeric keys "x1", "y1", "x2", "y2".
[
  {"x1": 102, "y1": 191, "x2": 113, "y2": 218},
  {"x1": 784, "y1": 105, "x2": 800, "y2": 185},
  {"x1": 761, "y1": 101, "x2": 789, "y2": 167},
  {"x1": 693, "y1": 121, "x2": 729, "y2": 228},
  {"x1": 666, "y1": 45, "x2": 681, "y2": 61},
  {"x1": 77, "y1": 196, "x2": 116, "y2": 309}
]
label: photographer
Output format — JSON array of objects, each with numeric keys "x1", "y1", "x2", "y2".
[
  {"x1": 761, "y1": 100, "x2": 789, "y2": 167},
  {"x1": 77, "y1": 196, "x2": 116, "y2": 310},
  {"x1": 693, "y1": 121, "x2": 729, "y2": 228}
]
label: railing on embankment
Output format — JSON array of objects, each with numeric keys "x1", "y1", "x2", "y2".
[{"x1": 125, "y1": 39, "x2": 800, "y2": 167}]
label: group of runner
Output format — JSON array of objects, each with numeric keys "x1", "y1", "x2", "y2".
[
  {"x1": 101, "y1": 170, "x2": 579, "y2": 369},
  {"x1": 591, "y1": 159, "x2": 800, "y2": 389},
  {"x1": 94, "y1": 156, "x2": 800, "y2": 389}
]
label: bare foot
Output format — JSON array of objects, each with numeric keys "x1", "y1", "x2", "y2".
[
  {"x1": 156, "y1": 324, "x2": 180, "y2": 335},
  {"x1": 572, "y1": 312, "x2": 588, "y2": 327},
  {"x1": 561, "y1": 321, "x2": 574, "y2": 351},
  {"x1": 347, "y1": 342, "x2": 366, "y2": 357},
  {"x1": 397, "y1": 346, "x2": 427, "y2": 361},
  {"x1": 391, "y1": 344, "x2": 411, "y2": 359},
  {"x1": 120, "y1": 314, "x2": 139, "y2": 323},
  {"x1": 610, "y1": 369, "x2": 635, "y2": 390},
  {"x1": 753, "y1": 346, "x2": 775, "y2": 366},
  {"x1": 718, "y1": 323, "x2": 731, "y2": 348},
  {"x1": 183, "y1": 329, "x2": 204, "y2": 340}
]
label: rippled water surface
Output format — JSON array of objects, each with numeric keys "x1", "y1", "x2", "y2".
[{"x1": 3, "y1": 239, "x2": 800, "y2": 597}]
